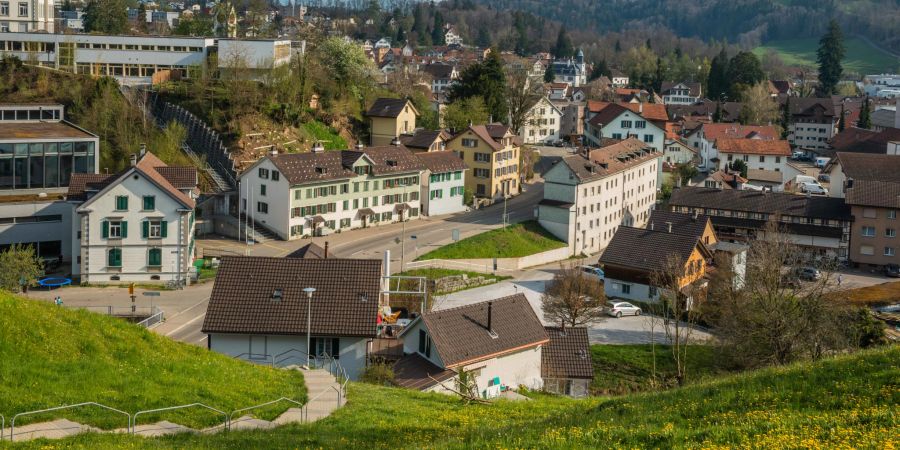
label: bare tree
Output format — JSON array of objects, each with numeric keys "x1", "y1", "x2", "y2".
[
  {"x1": 738, "y1": 82, "x2": 781, "y2": 127},
  {"x1": 541, "y1": 263, "x2": 607, "y2": 327},
  {"x1": 649, "y1": 253, "x2": 707, "y2": 386},
  {"x1": 505, "y1": 67, "x2": 542, "y2": 135}
]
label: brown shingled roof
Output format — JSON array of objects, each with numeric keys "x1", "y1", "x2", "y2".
[
  {"x1": 268, "y1": 146, "x2": 424, "y2": 186},
  {"x1": 156, "y1": 166, "x2": 198, "y2": 189},
  {"x1": 0, "y1": 121, "x2": 97, "y2": 140},
  {"x1": 668, "y1": 186, "x2": 850, "y2": 220},
  {"x1": 845, "y1": 180, "x2": 900, "y2": 208},
  {"x1": 418, "y1": 294, "x2": 548, "y2": 368},
  {"x1": 67, "y1": 152, "x2": 196, "y2": 208},
  {"x1": 285, "y1": 242, "x2": 327, "y2": 259},
  {"x1": 66, "y1": 173, "x2": 117, "y2": 201},
  {"x1": 366, "y1": 98, "x2": 417, "y2": 118},
  {"x1": 541, "y1": 327, "x2": 592, "y2": 380},
  {"x1": 202, "y1": 257, "x2": 381, "y2": 337},
  {"x1": 415, "y1": 151, "x2": 467, "y2": 174},
  {"x1": 836, "y1": 152, "x2": 900, "y2": 182},
  {"x1": 699, "y1": 123, "x2": 780, "y2": 141},
  {"x1": 715, "y1": 138, "x2": 791, "y2": 156},
  {"x1": 393, "y1": 353, "x2": 456, "y2": 390},
  {"x1": 600, "y1": 226, "x2": 706, "y2": 273}
]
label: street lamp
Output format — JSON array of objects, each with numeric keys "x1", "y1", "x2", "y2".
[{"x1": 303, "y1": 287, "x2": 316, "y2": 367}]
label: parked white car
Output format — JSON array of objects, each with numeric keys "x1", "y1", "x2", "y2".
[
  {"x1": 578, "y1": 265, "x2": 605, "y2": 282},
  {"x1": 800, "y1": 182, "x2": 827, "y2": 195},
  {"x1": 606, "y1": 301, "x2": 642, "y2": 318}
]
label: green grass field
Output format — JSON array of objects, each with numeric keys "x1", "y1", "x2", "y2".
[
  {"x1": 0, "y1": 293, "x2": 305, "y2": 430},
  {"x1": 416, "y1": 220, "x2": 567, "y2": 260},
  {"x1": 590, "y1": 344, "x2": 735, "y2": 395},
  {"x1": 753, "y1": 37, "x2": 899, "y2": 74},
  {"x1": 15, "y1": 346, "x2": 898, "y2": 448}
]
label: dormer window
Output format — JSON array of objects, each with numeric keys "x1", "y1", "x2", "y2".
[
  {"x1": 272, "y1": 288, "x2": 283, "y2": 302},
  {"x1": 315, "y1": 166, "x2": 327, "y2": 175},
  {"x1": 386, "y1": 160, "x2": 397, "y2": 167}
]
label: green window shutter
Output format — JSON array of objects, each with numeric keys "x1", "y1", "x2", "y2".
[
  {"x1": 143, "y1": 196, "x2": 155, "y2": 210},
  {"x1": 142, "y1": 221, "x2": 149, "y2": 239},
  {"x1": 121, "y1": 221, "x2": 128, "y2": 238},
  {"x1": 108, "y1": 249, "x2": 121, "y2": 267},
  {"x1": 102, "y1": 221, "x2": 109, "y2": 238},
  {"x1": 148, "y1": 248, "x2": 161, "y2": 266},
  {"x1": 161, "y1": 221, "x2": 168, "y2": 238}
]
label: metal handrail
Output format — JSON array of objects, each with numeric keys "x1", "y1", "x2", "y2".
[
  {"x1": 227, "y1": 397, "x2": 304, "y2": 430},
  {"x1": 9, "y1": 402, "x2": 131, "y2": 442},
  {"x1": 132, "y1": 403, "x2": 227, "y2": 435},
  {"x1": 137, "y1": 310, "x2": 165, "y2": 328}
]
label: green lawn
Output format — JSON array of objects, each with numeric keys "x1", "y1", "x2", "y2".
[
  {"x1": 591, "y1": 344, "x2": 735, "y2": 395},
  {"x1": 0, "y1": 293, "x2": 305, "y2": 430},
  {"x1": 416, "y1": 221, "x2": 567, "y2": 260},
  {"x1": 17, "y1": 346, "x2": 899, "y2": 449},
  {"x1": 753, "y1": 37, "x2": 899, "y2": 74},
  {"x1": 301, "y1": 120, "x2": 348, "y2": 150},
  {"x1": 397, "y1": 268, "x2": 511, "y2": 294}
]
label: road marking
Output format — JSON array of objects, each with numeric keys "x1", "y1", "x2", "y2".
[
  {"x1": 161, "y1": 297, "x2": 209, "y2": 321},
  {"x1": 195, "y1": 336, "x2": 208, "y2": 345},
  {"x1": 165, "y1": 313, "x2": 207, "y2": 337}
]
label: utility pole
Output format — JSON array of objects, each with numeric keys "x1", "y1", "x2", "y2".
[{"x1": 399, "y1": 219, "x2": 406, "y2": 271}]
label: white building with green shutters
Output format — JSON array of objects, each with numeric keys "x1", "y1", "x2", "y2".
[
  {"x1": 238, "y1": 145, "x2": 426, "y2": 240},
  {"x1": 415, "y1": 151, "x2": 468, "y2": 217},
  {"x1": 68, "y1": 151, "x2": 198, "y2": 285}
]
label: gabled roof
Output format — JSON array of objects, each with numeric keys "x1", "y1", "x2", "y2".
[
  {"x1": 541, "y1": 327, "x2": 592, "y2": 380},
  {"x1": 831, "y1": 127, "x2": 900, "y2": 155},
  {"x1": 366, "y1": 98, "x2": 418, "y2": 118},
  {"x1": 414, "y1": 151, "x2": 467, "y2": 174},
  {"x1": 399, "y1": 129, "x2": 451, "y2": 150},
  {"x1": 647, "y1": 210, "x2": 712, "y2": 239},
  {"x1": 420, "y1": 63, "x2": 455, "y2": 79},
  {"x1": 600, "y1": 226, "x2": 708, "y2": 273},
  {"x1": 420, "y1": 294, "x2": 549, "y2": 368},
  {"x1": 449, "y1": 125, "x2": 503, "y2": 151},
  {"x1": 715, "y1": 138, "x2": 791, "y2": 156},
  {"x1": 787, "y1": 97, "x2": 835, "y2": 117},
  {"x1": 285, "y1": 242, "x2": 326, "y2": 259},
  {"x1": 66, "y1": 173, "x2": 117, "y2": 202},
  {"x1": 202, "y1": 257, "x2": 381, "y2": 338},
  {"x1": 587, "y1": 102, "x2": 668, "y2": 129},
  {"x1": 668, "y1": 187, "x2": 851, "y2": 220},
  {"x1": 836, "y1": 152, "x2": 900, "y2": 182},
  {"x1": 845, "y1": 179, "x2": 900, "y2": 208},
  {"x1": 392, "y1": 353, "x2": 456, "y2": 390},
  {"x1": 660, "y1": 81, "x2": 701, "y2": 97},
  {"x1": 266, "y1": 146, "x2": 424, "y2": 186},
  {"x1": 696, "y1": 123, "x2": 780, "y2": 141},
  {"x1": 484, "y1": 123, "x2": 515, "y2": 139},
  {"x1": 68, "y1": 151, "x2": 196, "y2": 209}
]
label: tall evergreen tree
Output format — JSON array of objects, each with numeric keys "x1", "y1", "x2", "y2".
[
  {"x1": 395, "y1": 26, "x2": 406, "y2": 44},
  {"x1": 817, "y1": 19, "x2": 845, "y2": 96},
  {"x1": 83, "y1": 0, "x2": 128, "y2": 34},
  {"x1": 544, "y1": 64, "x2": 554, "y2": 83},
  {"x1": 431, "y1": 11, "x2": 445, "y2": 45},
  {"x1": 447, "y1": 49, "x2": 507, "y2": 124},
  {"x1": 707, "y1": 49, "x2": 730, "y2": 101},
  {"x1": 653, "y1": 57, "x2": 665, "y2": 93},
  {"x1": 476, "y1": 26, "x2": 491, "y2": 48},
  {"x1": 858, "y1": 96, "x2": 872, "y2": 129},
  {"x1": 589, "y1": 59, "x2": 610, "y2": 81},
  {"x1": 554, "y1": 26, "x2": 574, "y2": 59},
  {"x1": 781, "y1": 96, "x2": 792, "y2": 138},
  {"x1": 614, "y1": 40, "x2": 622, "y2": 53},
  {"x1": 726, "y1": 51, "x2": 765, "y2": 100},
  {"x1": 838, "y1": 103, "x2": 846, "y2": 131},
  {"x1": 712, "y1": 101, "x2": 723, "y2": 123}
]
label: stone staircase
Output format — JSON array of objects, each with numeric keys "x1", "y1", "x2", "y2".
[{"x1": 4, "y1": 369, "x2": 345, "y2": 442}]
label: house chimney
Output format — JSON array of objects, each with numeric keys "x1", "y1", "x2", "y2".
[
  {"x1": 130, "y1": 153, "x2": 137, "y2": 166},
  {"x1": 324, "y1": 241, "x2": 329, "y2": 259},
  {"x1": 487, "y1": 301, "x2": 494, "y2": 335},
  {"x1": 356, "y1": 142, "x2": 364, "y2": 150},
  {"x1": 650, "y1": 222, "x2": 654, "y2": 231},
  {"x1": 269, "y1": 148, "x2": 278, "y2": 156},
  {"x1": 666, "y1": 221, "x2": 672, "y2": 233},
  {"x1": 139, "y1": 143, "x2": 147, "y2": 156},
  {"x1": 391, "y1": 136, "x2": 401, "y2": 146},
  {"x1": 312, "y1": 142, "x2": 325, "y2": 153},
  {"x1": 692, "y1": 210, "x2": 699, "y2": 221},
  {"x1": 639, "y1": 102, "x2": 643, "y2": 114}
]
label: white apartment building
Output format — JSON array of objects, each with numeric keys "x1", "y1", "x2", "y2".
[
  {"x1": 0, "y1": 32, "x2": 292, "y2": 85},
  {"x1": 521, "y1": 97, "x2": 562, "y2": 144},
  {"x1": 0, "y1": 0, "x2": 54, "y2": 32},
  {"x1": 686, "y1": 123, "x2": 780, "y2": 171},
  {"x1": 69, "y1": 151, "x2": 198, "y2": 285},
  {"x1": 715, "y1": 138, "x2": 791, "y2": 172},
  {"x1": 584, "y1": 102, "x2": 667, "y2": 152},
  {"x1": 660, "y1": 82, "x2": 702, "y2": 106},
  {"x1": 238, "y1": 146, "x2": 425, "y2": 240},
  {"x1": 0, "y1": 104, "x2": 98, "y2": 263},
  {"x1": 785, "y1": 98, "x2": 836, "y2": 152},
  {"x1": 415, "y1": 151, "x2": 467, "y2": 217},
  {"x1": 538, "y1": 139, "x2": 660, "y2": 255}
]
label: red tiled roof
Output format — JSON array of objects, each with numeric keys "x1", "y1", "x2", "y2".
[
  {"x1": 700, "y1": 124, "x2": 780, "y2": 141},
  {"x1": 715, "y1": 138, "x2": 791, "y2": 156}
]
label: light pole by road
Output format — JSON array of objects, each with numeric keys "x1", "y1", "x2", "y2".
[{"x1": 303, "y1": 287, "x2": 316, "y2": 367}]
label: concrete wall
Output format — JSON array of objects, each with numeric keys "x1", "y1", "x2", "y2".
[
  {"x1": 209, "y1": 333, "x2": 370, "y2": 380},
  {"x1": 604, "y1": 278, "x2": 657, "y2": 303},
  {"x1": 0, "y1": 199, "x2": 74, "y2": 260},
  {"x1": 405, "y1": 246, "x2": 571, "y2": 273},
  {"x1": 463, "y1": 345, "x2": 544, "y2": 393}
]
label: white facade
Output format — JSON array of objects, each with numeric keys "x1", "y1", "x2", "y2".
[
  {"x1": 661, "y1": 83, "x2": 702, "y2": 105},
  {"x1": 788, "y1": 121, "x2": 834, "y2": 151},
  {"x1": 0, "y1": 0, "x2": 54, "y2": 32},
  {"x1": 584, "y1": 109, "x2": 666, "y2": 152},
  {"x1": 218, "y1": 39, "x2": 292, "y2": 69},
  {"x1": 718, "y1": 152, "x2": 788, "y2": 172},
  {"x1": 421, "y1": 169, "x2": 466, "y2": 216},
  {"x1": 208, "y1": 333, "x2": 369, "y2": 380},
  {"x1": 521, "y1": 97, "x2": 562, "y2": 144},
  {"x1": 75, "y1": 167, "x2": 195, "y2": 285},
  {"x1": 663, "y1": 139, "x2": 697, "y2": 165},
  {"x1": 864, "y1": 74, "x2": 900, "y2": 98},
  {"x1": 0, "y1": 200, "x2": 74, "y2": 261},
  {"x1": 539, "y1": 154, "x2": 659, "y2": 255},
  {"x1": 612, "y1": 76, "x2": 629, "y2": 87}
]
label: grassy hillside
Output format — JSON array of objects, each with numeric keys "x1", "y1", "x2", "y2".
[
  {"x1": 753, "y1": 37, "x2": 899, "y2": 74},
  {"x1": 591, "y1": 344, "x2": 736, "y2": 394},
  {"x1": 416, "y1": 221, "x2": 567, "y2": 260},
  {"x1": 0, "y1": 293, "x2": 305, "y2": 430},
  {"x1": 14, "y1": 346, "x2": 898, "y2": 448}
]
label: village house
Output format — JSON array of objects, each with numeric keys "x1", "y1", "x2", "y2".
[
  {"x1": 521, "y1": 97, "x2": 563, "y2": 144},
  {"x1": 540, "y1": 326, "x2": 593, "y2": 398},
  {"x1": 237, "y1": 145, "x2": 424, "y2": 240},
  {"x1": 714, "y1": 138, "x2": 791, "y2": 173},
  {"x1": 394, "y1": 294, "x2": 552, "y2": 397},
  {"x1": 660, "y1": 81, "x2": 703, "y2": 105},
  {"x1": 446, "y1": 124, "x2": 520, "y2": 202},
  {"x1": 583, "y1": 102, "x2": 669, "y2": 152},
  {"x1": 399, "y1": 129, "x2": 451, "y2": 152},
  {"x1": 686, "y1": 123, "x2": 781, "y2": 171},
  {"x1": 415, "y1": 151, "x2": 468, "y2": 216},
  {"x1": 783, "y1": 98, "x2": 837, "y2": 153},
  {"x1": 366, "y1": 98, "x2": 419, "y2": 146},
  {"x1": 68, "y1": 150, "x2": 198, "y2": 285},
  {"x1": 824, "y1": 153, "x2": 900, "y2": 268},
  {"x1": 668, "y1": 186, "x2": 851, "y2": 260},
  {"x1": 550, "y1": 49, "x2": 588, "y2": 87},
  {"x1": 202, "y1": 257, "x2": 382, "y2": 379},
  {"x1": 538, "y1": 138, "x2": 660, "y2": 255},
  {"x1": 420, "y1": 63, "x2": 459, "y2": 97}
]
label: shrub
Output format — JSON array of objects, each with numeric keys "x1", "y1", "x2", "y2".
[{"x1": 360, "y1": 363, "x2": 395, "y2": 386}]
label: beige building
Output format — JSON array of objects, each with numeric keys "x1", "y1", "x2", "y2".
[
  {"x1": 446, "y1": 124, "x2": 520, "y2": 201},
  {"x1": 366, "y1": 98, "x2": 419, "y2": 146},
  {"x1": 537, "y1": 138, "x2": 660, "y2": 255}
]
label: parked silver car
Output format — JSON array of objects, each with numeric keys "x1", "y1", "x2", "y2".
[{"x1": 606, "y1": 301, "x2": 642, "y2": 318}]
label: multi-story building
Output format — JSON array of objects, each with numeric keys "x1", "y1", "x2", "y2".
[
  {"x1": 668, "y1": 187, "x2": 851, "y2": 260},
  {"x1": 583, "y1": 102, "x2": 668, "y2": 152},
  {"x1": 824, "y1": 152, "x2": 900, "y2": 268},
  {"x1": 0, "y1": 0, "x2": 54, "y2": 32},
  {"x1": 415, "y1": 151, "x2": 467, "y2": 216},
  {"x1": 0, "y1": 32, "x2": 292, "y2": 85},
  {"x1": 446, "y1": 124, "x2": 520, "y2": 202},
  {"x1": 538, "y1": 138, "x2": 660, "y2": 256},
  {"x1": 68, "y1": 150, "x2": 198, "y2": 284},
  {"x1": 238, "y1": 145, "x2": 425, "y2": 240},
  {"x1": 399, "y1": 129, "x2": 450, "y2": 153},
  {"x1": 521, "y1": 96, "x2": 562, "y2": 144},
  {"x1": 0, "y1": 104, "x2": 98, "y2": 263},
  {"x1": 714, "y1": 138, "x2": 791, "y2": 172},
  {"x1": 685, "y1": 123, "x2": 780, "y2": 171},
  {"x1": 784, "y1": 98, "x2": 836, "y2": 152},
  {"x1": 660, "y1": 81, "x2": 702, "y2": 105},
  {"x1": 366, "y1": 98, "x2": 419, "y2": 146},
  {"x1": 550, "y1": 49, "x2": 587, "y2": 87},
  {"x1": 420, "y1": 63, "x2": 458, "y2": 97}
]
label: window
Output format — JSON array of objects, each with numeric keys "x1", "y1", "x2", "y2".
[
  {"x1": 635, "y1": 120, "x2": 646, "y2": 129},
  {"x1": 103, "y1": 220, "x2": 127, "y2": 239},
  {"x1": 886, "y1": 247, "x2": 896, "y2": 257},
  {"x1": 454, "y1": 171, "x2": 462, "y2": 180},
  {"x1": 17, "y1": 1, "x2": 25, "y2": 16},
  {"x1": 142, "y1": 195, "x2": 155, "y2": 210},
  {"x1": 888, "y1": 229, "x2": 897, "y2": 238},
  {"x1": 862, "y1": 226, "x2": 876, "y2": 237},
  {"x1": 272, "y1": 171, "x2": 280, "y2": 181},
  {"x1": 462, "y1": 138, "x2": 478, "y2": 148},
  {"x1": 310, "y1": 337, "x2": 340, "y2": 359},
  {"x1": 0, "y1": 3, "x2": 8, "y2": 15},
  {"x1": 148, "y1": 248, "x2": 162, "y2": 266},
  {"x1": 759, "y1": 156, "x2": 765, "y2": 163},
  {"x1": 620, "y1": 120, "x2": 632, "y2": 128},
  {"x1": 257, "y1": 202, "x2": 268, "y2": 214},
  {"x1": 142, "y1": 220, "x2": 166, "y2": 239},
  {"x1": 474, "y1": 152, "x2": 491, "y2": 162},
  {"x1": 115, "y1": 195, "x2": 128, "y2": 211},
  {"x1": 863, "y1": 208, "x2": 876, "y2": 218},
  {"x1": 474, "y1": 168, "x2": 490, "y2": 178},
  {"x1": 258, "y1": 168, "x2": 269, "y2": 179},
  {"x1": 107, "y1": 248, "x2": 122, "y2": 267},
  {"x1": 611, "y1": 133, "x2": 622, "y2": 139},
  {"x1": 643, "y1": 134, "x2": 654, "y2": 143},
  {"x1": 260, "y1": 184, "x2": 266, "y2": 196},
  {"x1": 418, "y1": 329, "x2": 432, "y2": 358},
  {"x1": 890, "y1": 210, "x2": 897, "y2": 220},
  {"x1": 621, "y1": 284, "x2": 631, "y2": 294}
]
